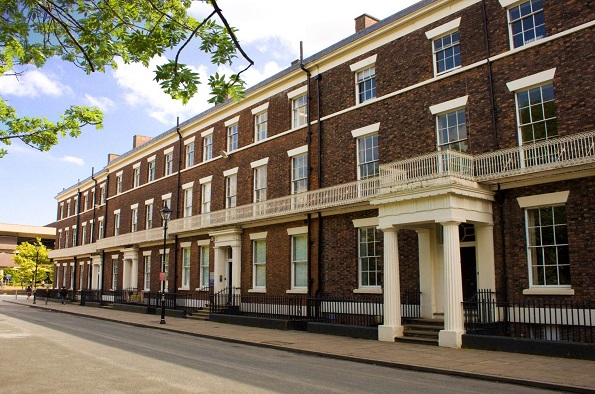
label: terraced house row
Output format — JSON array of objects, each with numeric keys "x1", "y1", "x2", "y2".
[{"x1": 49, "y1": 0, "x2": 595, "y2": 349}]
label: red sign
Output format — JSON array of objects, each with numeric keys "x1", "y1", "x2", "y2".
[{"x1": 159, "y1": 272, "x2": 166, "y2": 281}]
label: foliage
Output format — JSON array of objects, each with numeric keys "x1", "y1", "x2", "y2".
[
  {"x1": 10, "y1": 239, "x2": 53, "y2": 285},
  {"x1": 0, "y1": 0, "x2": 253, "y2": 157}
]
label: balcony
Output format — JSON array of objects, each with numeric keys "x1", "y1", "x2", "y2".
[
  {"x1": 95, "y1": 227, "x2": 165, "y2": 250},
  {"x1": 171, "y1": 130, "x2": 595, "y2": 234}
]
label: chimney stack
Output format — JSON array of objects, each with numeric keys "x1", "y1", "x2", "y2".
[
  {"x1": 355, "y1": 14, "x2": 379, "y2": 33},
  {"x1": 133, "y1": 135, "x2": 152, "y2": 148}
]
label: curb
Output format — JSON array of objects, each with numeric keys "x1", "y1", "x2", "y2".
[{"x1": 3, "y1": 300, "x2": 590, "y2": 394}]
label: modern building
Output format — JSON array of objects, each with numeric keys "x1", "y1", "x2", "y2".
[
  {"x1": 49, "y1": 0, "x2": 594, "y2": 348},
  {"x1": 0, "y1": 223, "x2": 55, "y2": 283}
]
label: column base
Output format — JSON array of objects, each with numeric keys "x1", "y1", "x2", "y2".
[
  {"x1": 438, "y1": 329, "x2": 464, "y2": 348},
  {"x1": 378, "y1": 324, "x2": 404, "y2": 342}
]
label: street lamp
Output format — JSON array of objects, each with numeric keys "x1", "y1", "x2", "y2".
[
  {"x1": 159, "y1": 203, "x2": 173, "y2": 324},
  {"x1": 32, "y1": 243, "x2": 40, "y2": 304}
]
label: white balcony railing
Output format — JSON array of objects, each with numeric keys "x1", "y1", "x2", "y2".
[{"x1": 54, "y1": 131, "x2": 595, "y2": 251}]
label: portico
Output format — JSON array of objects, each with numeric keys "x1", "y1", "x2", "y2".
[{"x1": 373, "y1": 177, "x2": 495, "y2": 348}]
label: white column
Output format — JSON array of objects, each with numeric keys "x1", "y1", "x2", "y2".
[
  {"x1": 439, "y1": 221, "x2": 464, "y2": 348},
  {"x1": 378, "y1": 227, "x2": 403, "y2": 341},
  {"x1": 417, "y1": 228, "x2": 435, "y2": 319},
  {"x1": 475, "y1": 224, "x2": 496, "y2": 292},
  {"x1": 231, "y1": 245, "x2": 242, "y2": 290}
]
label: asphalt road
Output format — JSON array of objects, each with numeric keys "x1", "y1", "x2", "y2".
[{"x1": 0, "y1": 301, "x2": 554, "y2": 394}]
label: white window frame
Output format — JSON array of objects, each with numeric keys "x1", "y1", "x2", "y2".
[
  {"x1": 181, "y1": 245, "x2": 191, "y2": 289},
  {"x1": 100, "y1": 184, "x2": 106, "y2": 204},
  {"x1": 253, "y1": 165, "x2": 267, "y2": 203},
  {"x1": 131, "y1": 205, "x2": 138, "y2": 232},
  {"x1": 65, "y1": 228, "x2": 69, "y2": 248},
  {"x1": 250, "y1": 232, "x2": 267, "y2": 290},
  {"x1": 202, "y1": 128, "x2": 213, "y2": 162},
  {"x1": 425, "y1": 18, "x2": 462, "y2": 76},
  {"x1": 350, "y1": 55, "x2": 377, "y2": 105},
  {"x1": 164, "y1": 150, "x2": 174, "y2": 176},
  {"x1": 518, "y1": 191, "x2": 573, "y2": 295},
  {"x1": 72, "y1": 225, "x2": 77, "y2": 247},
  {"x1": 116, "y1": 172, "x2": 123, "y2": 194},
  {"x1": 252, "y1": 103, "x2": 269, "y2": 142},
  {"x1": 356, "y1": 222, "x2": 382, "y2": 291},
  {"x1": 288, "y1": 86, "x2": 308, "y2": 129},
  {"x1": 98, "y1": 218, "x2": 104, "y2": 240},
  {"x1": 112, "y1": 257, "x2": 118, "y2": 290},
  {"x1": 143, "y1": 254, "x2": 151, "y2": 291},
  {"x1": 288, "y1": 227, "x2": 308, "y2": 292},
  {"x1": 182, "y1": 182, "x2": 194, "y2": 218},
  {"x1": 501, "y1": 0, "x2": 546, "y2": 49},
  {"x1": 114, "y1": 210, "x2": 121, "y2": 236},
  {"x1": 185, "y1": 139, "x2": 195, "y2": 168},
  {"x1": 199, "y1": 242, "x2": 210, "y2": 289},
  {"x1": 200, "y1": 176, "x2": 212, "y2": 214},
  {"x1": 429, "y1": 96, "x2": 469, "y2": 152},
  {"x1": 225, "y1": 174, "x2": 237, "y2": 209},
  {"x1": 147, "y1": 157, "x2": 156, "y2": 182},
  {"x1": 81, "y1": 223, "x2": 87, "y2": 245},
  {"x1": 145, "y1": 200, "x2": 154, "y2": 230},
  {"x1": 132, "y1": 163, "x2": 141, "y2": 188}
]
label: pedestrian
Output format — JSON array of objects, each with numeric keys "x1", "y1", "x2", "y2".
[
  {"x1": 44, "y1": 287, "x2": 50, "y2": 305},
  {"x1": 59, "y1": 286, "x2": 68, "y2": 304},
  {"x1": 26, "y1": 285, "x2": 32, "y2": 300}
]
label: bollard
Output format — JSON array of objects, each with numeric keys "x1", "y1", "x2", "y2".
[{"x1": 15, "y1": 289, "x2": 17, "y2": 299}]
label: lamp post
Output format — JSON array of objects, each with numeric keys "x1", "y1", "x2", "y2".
[
  {"x1": 159, "y1": 203, "x2": 173, "y2": 324},
  {"x1": 32, "y1": 243, "x2": 40, "y2": 304}
]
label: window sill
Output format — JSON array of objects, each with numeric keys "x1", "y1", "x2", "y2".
[
  {"x1": 286, "y1": 288, "x2": 307, "y2": 294},
  {"x1": 177, "y1": 287, "x2": 190, "y2": 291},
  {"x1": 522, "y1": 288, "x2": 575, "y2": 296},
  {"x1": 353, "y1": 287, "x2": 383, "y2": 294},
  {"x1": 248, "y1": 288, "x2": 266, "y2": 293}
]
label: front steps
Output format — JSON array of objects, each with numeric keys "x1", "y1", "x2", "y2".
[
  {"x1": 187, "y1": 307, "x2": 210, "y2": 321},
  {"x1": 396, "y1": 318, "x2": 444, "y2": 345}
]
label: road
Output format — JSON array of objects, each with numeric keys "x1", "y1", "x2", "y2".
[{"x1": 0, "y1": 301, "x2": 553, "y2": 393}]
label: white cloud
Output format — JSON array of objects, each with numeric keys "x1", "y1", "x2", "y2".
[
  {"x1": 61, "y1": 155, "x2": 85, "y2": 166},
  {"x1": 83, "y1": 94, "x2": 116, "y2": 112},
  {"x1": 0, "y1": 68, "x2": 70, "y2": 97},
  {"x1": 112, "y1": 57, "x2": 212, "y2": 124}
]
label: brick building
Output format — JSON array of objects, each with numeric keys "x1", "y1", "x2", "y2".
[{"x1": 49, "y1": 0, "x2": 595, "y2": 348}]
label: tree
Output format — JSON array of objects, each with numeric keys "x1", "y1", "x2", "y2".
[
  {"x1": 0, "y1": 0, "x2": 253, "y2": 157},
  {"x1": 11, "y1": 239, "x2": 53, "y2": 286}
]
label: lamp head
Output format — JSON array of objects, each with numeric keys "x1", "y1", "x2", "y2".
[{"x1": 160, "y1": 203, "x2": 173, "y2": 221}]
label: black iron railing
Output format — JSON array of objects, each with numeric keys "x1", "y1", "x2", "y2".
[{"x1": 464, "y1": 291, "x2": 595, "y2": 343}]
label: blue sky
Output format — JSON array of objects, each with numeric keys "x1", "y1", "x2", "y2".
[{"x1": 0, "y1": 0, "x2": 418, "y2": 226}]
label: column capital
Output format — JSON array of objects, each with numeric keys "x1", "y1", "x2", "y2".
[
  {"x1": 379, "y1": 225, "x2": 398, "y2": 233},
  {"x1": 440, "y1": 220, "x2": 462, "y2": 227}
]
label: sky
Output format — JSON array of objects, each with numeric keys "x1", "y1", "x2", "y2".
[{"x1": 0, "y1": 0, "x2": 420, "y2": 227}]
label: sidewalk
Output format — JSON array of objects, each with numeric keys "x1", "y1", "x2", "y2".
[{"x1": 4, "y1": 296, "x2": 595, "y2": 393}]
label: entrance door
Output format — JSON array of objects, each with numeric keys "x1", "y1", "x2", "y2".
[{"x1": 460, "y1": 246, "x2": 477, "y2": 301}]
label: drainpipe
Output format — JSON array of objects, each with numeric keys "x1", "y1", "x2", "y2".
[
  {"x1": 314, "y1": 73, "x2": 324, "y2": 296},
  {"x1": 174, "y1": 117, "x2": 182, "y2": 297},
  {"x1": 482, "y1": 0, "x2": 499, "y2": 149},
  {"x1": 91, "y1": 167, "x2": 97, "y2": 244},
  {"x1": 101, "y1": 171, "x2": 110, "y2": 293},
  {"x1": 300, "y1": 42, "x2": 314, "y2": 297},
  {"x1": 72, "y1": 185, "x2": 81, "y2": 300}
]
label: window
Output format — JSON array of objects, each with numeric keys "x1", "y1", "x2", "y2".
[
  {"x1": 292, "y1": 95, "x2": 307, "y2": 128},
  {"x1": 131, "y1": 207, "x2": 138, "y2": 232},
  {"x1": 227, "y1": 124, "x2": 238, "y2": 152},
  {"x1": 84, "y1": 193, "x2": 88, "y2": 211},
  {"x1": 133, "y1": 167, "x2": 140, "y2": 188},
  {"x1": 185, "y1": 142, "x2": 195, "y2": 168},
  {"x1": 114, "y1": 212, "x2": 120, "y2": 236},
  {"x1": 526, "y1": 205, "x2": 569, "y2": 287},
  {"x1": 200, "y1": 245, "x2": 209, "y2": 288},
  {"x1": 74, "y1": 197, "x2": 79, "y2": 214},
  {"x1": 98, "y1": 218, "x2": 104, "y2": 240},
  {"x1": 357, "y1": 134, "x2": 379, "y2": 179},
  {"x1": 253, "y1": 239, "x2": 266, "y2": 288},
  {"x1": 291, "y1": 154, "x2": 308, "y2": 194},
  {"x1": 59, "y1": 203, "x2": 64, "y2": 219},
  {"x1": 82, "y1": 225, "x2": 87, "y2": 245},
  {"x1": 255, "y1": 111, "x2": 268, "y2": 141},
  {"x1": 62, "y1": 265, "x2": 67, "y2": 288},
  {"x1": 90, "y1": 220, "x2": 94, "y2": 243},
  {"x1": 148, "y1": 159, "x2": 156, "y2": 182},
  {"x1": 436, "y1": 108, "x2": 468, "y2": 151},
  {"x1": 183, "y1": 187, "x2": 193, "y2": 217},
  {"x1": 164, "y1": 152, "x2": 173, "y2": 176},
  {"x1": 253, "y1": 165, "x2": 267, "y2": 202},
  {"x1": 507, "y1": 0, "x2": 545, "y2": 48},
  {"x1": 356, "y1": 67, "x2": 376, "y2": 103},
  {"x1": 72, "y1": 227, "x2": 77, "y2": 246},
  {"x1": 145, "y1": 203, "x2": 153, "y2": 229},
  {"x1": 67, "y1": 200, "x2": 71, "y2": 217},
  {"x1": 112, "y1": 258, "x2": 118, "y2": 289},
  {"x1": 433, "y1": 31, "x2": 461, "y2": 74},
  {"x1": 291, "y1": 235, "x2": 308, "y2": 289},
  {"x1": 91, "y1": 189, "x2": 96, "y2": 208},
  {"x1": 182, "y1": 247, "x2": 191, "y2": 289},
  {"x1": 201, "y1": 181, "x2": 211, "y2": 213},
  {"x1": 65, "y1": 229, "x2": 69, "y2": 248},
  {"x1": 203, "y1": 134, "x2": 213, "y2": 161},
  {"x1": 100, "y1": 185, "x2": 106, "y2": 204},
  {"x1": 79, "y1": 263, "x2": 84, "y2": 290},
  {"x1": 58, "y1": 231, "x2": 62, "y2": 248},
  {"x1": 516, "y1": 83, "x2": 556, "y2": 145},
  {"x1": 226, "y1": 174, "x2": 237, "y2": 208},
  {"x1": 116, "y1": 174, "x2": 122, "y2": 194},
  {"x1": 144, "y1": 255, "x2": 151, "y2": 291},
  {"x1": 359, "y1": 227, "x2": 382, "y2": 288}
]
